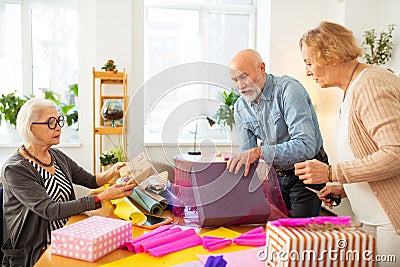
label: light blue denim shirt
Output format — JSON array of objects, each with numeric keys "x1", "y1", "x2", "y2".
[{"x1": 234, "y1": 73, "x2": 323, "y2": 170}]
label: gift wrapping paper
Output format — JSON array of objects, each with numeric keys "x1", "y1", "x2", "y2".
[
  {"x1": 51, "y1": 216, "x2": 132, "y2": 262},
  {"x1": 265, "y1": 222, "x2": 376, "y2": 267}
]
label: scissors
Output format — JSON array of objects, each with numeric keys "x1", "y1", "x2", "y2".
[{"x1": 305, "y1": 186, "x2": 341, "y2": 206}]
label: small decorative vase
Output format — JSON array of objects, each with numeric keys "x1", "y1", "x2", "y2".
[{"x1": 101, "y1": 99, "x2": 124, "y2": 127}]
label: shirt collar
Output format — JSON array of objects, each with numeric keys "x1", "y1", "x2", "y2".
[{"x1": 248, "y1": 73, "x2": 273, "y2": 106}]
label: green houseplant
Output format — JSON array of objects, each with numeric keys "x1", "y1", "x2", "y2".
[
  {"x1": 0, "y1": 92, "x2": 32, "y2": 128},
  {"x1": 44, "y1": 84, "x2": 79, "y2": 129},
  {"x1": 99, "y1": 142, "x2": 125, "y2": 167},
  {"x1": 101, "y1": 59, "x2": 118, "y2": 73},
  {"x1": 363, "y1": 24, "x2": 395, "y2": 66},
  {"x1": 213, "y1": 88, "x2": 240, "y2": 131}
]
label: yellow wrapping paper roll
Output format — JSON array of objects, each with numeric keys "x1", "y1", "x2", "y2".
[{"x1": 111, "y1": 197, "x2": 147, "y2": 226}]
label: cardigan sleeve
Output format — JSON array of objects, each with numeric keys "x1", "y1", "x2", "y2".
[
  {"x1": 3, "y1": 161, "x2": 98, "y2": 222},
  {"x1": 333, "y1": 68, "x2": 400, "y2": 184}
]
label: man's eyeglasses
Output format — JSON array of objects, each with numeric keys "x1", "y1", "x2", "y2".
[{"x1": 32, "y1": 116, "x2": 65, "y2": 130}]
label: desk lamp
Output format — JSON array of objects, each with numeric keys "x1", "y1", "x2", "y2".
[{"x1": 188, "y1": 116, "x2": 216, "y2": 155}]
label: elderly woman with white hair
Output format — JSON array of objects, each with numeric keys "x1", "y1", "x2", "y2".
[{"x1": 1, "y1": 98, "x2": 136, "y2": 267}]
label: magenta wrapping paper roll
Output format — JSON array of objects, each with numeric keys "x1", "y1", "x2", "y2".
[
  {"x1": 141, "y1": 228, "x2": 197, "y2": 252},
  {"x1": 235, "y1": 233, "x2": 265, "y2": 239},
  {"x1": 148, "y1": 234, "x2": 203, "y2": 257},
  {"x1": 202, "y1": 236, "x2": 223, "y2": 241},
  {"x1": 233, "y1": 231, "x2": 266, "y2": 246},
  {"x1": 202, "y1": 227, "x2": 267, "y2": 251},
  {"x1": 204, "y1": 239, "x2": 232, "y2": 251},
  {"x1": 233, "y1": 237, "x2": 265, "y2": 246},
  {"x1": 270, "y1": 216, "x2": 352, "y2": 227},
  {"x1": 241, "y1": 226, "x2": 264, "y2": 235},
  {"x1": 134, "y1": 228, "x2": 182, "y2": 253},
  {"x1": 131, "y1": 225, "x2": 173, "y2": 243},
  {"x1": 119, "y1": 225, "x2": 174, "y2": 252},
  {"x1": 233, "y1": 233, "x2": 265, "y2": 241}
]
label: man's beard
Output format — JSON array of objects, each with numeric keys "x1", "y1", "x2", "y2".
[{"x1": 241, "y1": 87, "x2": 262, "y2": 102}]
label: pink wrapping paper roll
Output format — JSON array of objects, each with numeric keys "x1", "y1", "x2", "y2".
[
  {"x1": 233, "y1": 237, "x2": 265, "y2": 246},
  {"x1": 270, "y1": 216, "x2": 352, "y2": 227},
  {"x1": 148, "y1": 234, "x2": 203, "y2": 257},
  {"x1": 202, "y1": 226, "x2": 267, "y2": 251},
  {"x1": 140, "y1": 228, "x2": 196, "y2": 252},
  {"x1": 204, "y1": 239, "x2": 232, "y2": 251},
  {"x1": 134, "y1": 228, "x2": 182, "y2": 253},
  {"x1": 120, "y1": 225, "x2": 174, "y2": 252},
  {"x1": 233, "y1": 232, "x2": 265, "y2": 241},
  {"x1": 241, "y1": 226, "x2": 264, "y2": 235},
  {"x1": 202, "y1": 236, "x2": 223, "y2": 241},
  {"x1": 130, "y1": 225, "x2": 172, "y2": 243}
]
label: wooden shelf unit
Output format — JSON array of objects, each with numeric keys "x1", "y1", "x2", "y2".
[{"x1": 92, "y1": 67, "x2": 128, "y2": 172}]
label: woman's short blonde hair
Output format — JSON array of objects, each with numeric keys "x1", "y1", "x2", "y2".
[
  {"x1": 16, "y1": 98, "x2": 57, "y2": 143},
  {"x1": 299, "y1": 21, "x2": 363, "y2": 66}
]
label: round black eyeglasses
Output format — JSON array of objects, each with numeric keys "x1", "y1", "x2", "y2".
[{"x1": 32, "y1": 116, "x2": 65, "y2": 130}]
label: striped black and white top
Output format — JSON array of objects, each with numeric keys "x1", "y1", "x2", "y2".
[{"x1": 29, "y1": 159, "x2": 73, "y2": 244}]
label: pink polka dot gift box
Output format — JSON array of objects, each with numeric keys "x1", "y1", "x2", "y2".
[{"x1": 51, "y1": 216, "x2": 132, "y2": 262}]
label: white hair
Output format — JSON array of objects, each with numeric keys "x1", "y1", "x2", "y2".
[{"x1": 16, "y1": 98, "x2": 57, "y2": 143}]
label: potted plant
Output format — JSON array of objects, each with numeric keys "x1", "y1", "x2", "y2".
[
  {"x1": 362, "y1": 24, "x2": 395, "y2": 66},
  {"x1": 44, "y1": 84, "x2": 79, "y2": 130},
  {"x1": 99, "y1": 142, "x2": 125, "y2": 169},
  {"x1": 0, "y1": 92, "x2": 32, "y2": 128},
  {"x1": 101, "y1": 59, "x2": 118, "y2": 73},
  {"x1": 212, "y1": 88, "x2": 240, "y2": 131}
]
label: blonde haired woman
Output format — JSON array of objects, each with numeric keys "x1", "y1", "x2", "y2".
[{"x1": 295, "y1": 21, "x2": 400, "y2": 265}]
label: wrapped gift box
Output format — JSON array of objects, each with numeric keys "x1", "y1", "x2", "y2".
[
  {"x1": 265, "y1": 218, "x2": 376, "y2": 267},
  {"x1": 120, "y1": 152, "x2": 157, "y2": 184},
  {"x1": 51, "y1": 216, "x2": 132, "y2": 262}
]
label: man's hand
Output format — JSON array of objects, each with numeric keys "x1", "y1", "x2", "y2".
[
  {"x1": 319, "y1": 185, "x2": 347, "y2": 209},
  {"x1": 227, "y1": 147, "x2": 261, "y2": 177},
  {"x1": 294, "y1": 159, "x2": 329, "y2": 184}
]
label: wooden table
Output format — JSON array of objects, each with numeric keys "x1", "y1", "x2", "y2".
[{"x1": 35, "y1": 201, "x2": 257, "y2": 267}]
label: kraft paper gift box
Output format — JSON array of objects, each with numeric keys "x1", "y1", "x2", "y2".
[
  {"x1": 120, "y1": 152, "x2": 157, "y2": 184},
  {"x1": 191, "y1": 161, "x2": 270, "y2": 227},
  {"x1": 51, "y1": 216, "x2": 132, "y2": 262},
  {"x1": 265, "y1": 217, "x2": 376, "y2": 267}
]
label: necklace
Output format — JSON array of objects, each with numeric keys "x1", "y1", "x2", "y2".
[
  {"x1": 343, "y1": 62, "x2": 360, "y2": 99},
  {"x1": 21, "y1": 144, "x2": 54, "y2": 167},
  {"x1": 339, "y1": 62, "x2": 360, "y2": 118}
]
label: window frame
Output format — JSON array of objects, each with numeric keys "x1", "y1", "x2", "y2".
[
  {"x1": 0, "y1": 0, "x2": 79, "y2": 146},
  {"x1": 143, "y1": 0, "x2": 259, "y2": 145}
]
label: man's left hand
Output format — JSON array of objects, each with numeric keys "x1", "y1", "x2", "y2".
[{"x1": 227, "y1": 147, "x2": 261, "y2": 177}]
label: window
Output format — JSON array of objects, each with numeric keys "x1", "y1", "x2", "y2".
[
  {"x1": 0, "y1": 0, "x2": 78, "y2": 144},
  {"x1": 144, "y1": 0, "x2": 256, "y2": 144},
  {"x1": 31, "y1": 2, "x2": 78, "y2": 97},
  {"x1": 0, "y1": 2, "x2": 22, "y2": 95}
]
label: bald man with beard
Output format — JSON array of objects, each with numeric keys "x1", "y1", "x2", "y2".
[{"x1": 227, "y1": 49, "x2": 328, "y2": 218}]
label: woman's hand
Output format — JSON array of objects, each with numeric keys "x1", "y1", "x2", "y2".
[
  {"x1": 319, "y1": 185, "x2": 347, "y2": 209},
  {"x1": 96, "y1": 183, "x2": 136, "y2": 202},
  {"x1": 294, "y1": 159, "x2": 329, "y2": 184},
  {"x1": 107, "y1": 162, "x2": 126, "y2": 183},
  {"x1": 96, "y1": 162, "x2": 127, "y2": 185}
]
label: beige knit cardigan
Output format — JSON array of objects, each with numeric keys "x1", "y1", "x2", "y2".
[{"x1": 332, "y1": 66, "x2": 400, "y2": 234}]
